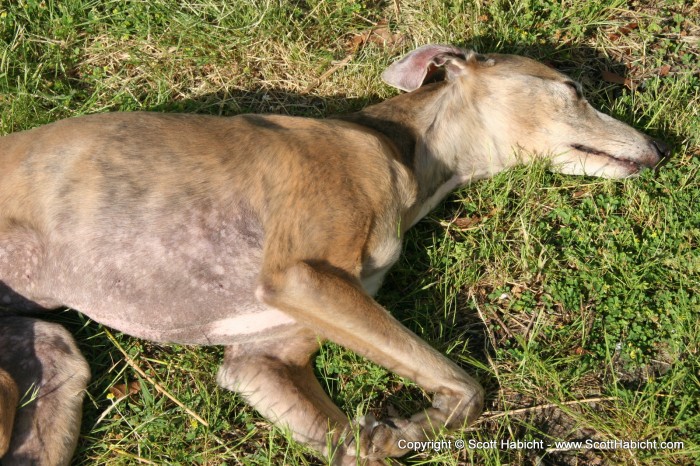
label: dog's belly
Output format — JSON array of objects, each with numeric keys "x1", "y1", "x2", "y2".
[
  {"x1": 50, "y1": 247, "x2": 299, "y2": 345},
  {"x1": 45, "y1": 237, "x2": 299, "y2": 345},
  {"x1": 38, "y1": 203, "x2": 300, "y2": 345}
]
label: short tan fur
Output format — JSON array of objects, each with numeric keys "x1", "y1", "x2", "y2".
[{"x1": 0, "y1": 45, "x2": 666, "y2": 465}]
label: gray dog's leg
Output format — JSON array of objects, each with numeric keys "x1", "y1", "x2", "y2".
[{"x1": 0, "y1": 317, "x2": 90, "y2": 466}]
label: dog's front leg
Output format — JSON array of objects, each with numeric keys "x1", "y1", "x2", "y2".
[{"x1": 258, "y1": 262, "x2": 484, "y2": 460}]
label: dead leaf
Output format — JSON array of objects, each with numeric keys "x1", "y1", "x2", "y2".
[
  {"x1": 109, "y1": 380, "x2": 141, "y2": 398},
  {"x1": 347, "y1": 21, "x2": 405, "y2": 53},
  {"x1": 601, "y1": 70, "x2": 634, "y2": 89},
  {"x1": 510, "y1": 284, "x2": 526, "y2": 297},
  {"x1": 453, "y1": 215, "x2": 482, "y2": 230},
  {"x1": 619, "y1": 22, "x2": 638, "y2": 35},
  {"x1": 658, "y1": 64, "x2": 671, "y2": 77}
]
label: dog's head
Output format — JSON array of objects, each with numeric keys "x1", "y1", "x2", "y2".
[{"x1": 382, "y1": 45, "x2": 668, "y2": 178}]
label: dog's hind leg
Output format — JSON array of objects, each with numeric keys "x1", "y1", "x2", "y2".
[
  {"x1": 0, "y1": 367, "x2": 19, "y2": 457},
  {"x1": 0, "y1": 316, "x2": 90, "y2": 466},
  {"x1": 217, "y1": 329, "x2": 379, "y2": 466}
]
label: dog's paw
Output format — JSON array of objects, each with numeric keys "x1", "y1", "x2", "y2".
[{"x1": 343, "y1": 414, "x2": 422, "y2": 460}]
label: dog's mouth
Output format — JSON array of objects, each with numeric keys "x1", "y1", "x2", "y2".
[{"x1": 570, "y1": 143, "x2": 643, "y2": 173}]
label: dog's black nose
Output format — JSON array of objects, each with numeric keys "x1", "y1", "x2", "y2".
[{"x1": 651, "y1": 138, "x2": 671, "y2": 158}]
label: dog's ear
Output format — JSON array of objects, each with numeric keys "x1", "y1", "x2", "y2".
[{"x1": 381, "y1": 44, "x2": 472, "y2": 92}]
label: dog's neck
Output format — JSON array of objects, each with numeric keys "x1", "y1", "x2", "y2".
[{"x1": 340, "y1": 81, "x2": 511, "y2": 229}]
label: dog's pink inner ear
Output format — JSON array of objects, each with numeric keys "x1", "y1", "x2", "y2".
[{"x1": 381, "y1": 44, "x2": 468, "y2": 92}]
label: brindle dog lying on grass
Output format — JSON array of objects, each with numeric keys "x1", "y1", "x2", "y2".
[{"x1": 0, "y1": 45, "x2": 666, "y2": 465}]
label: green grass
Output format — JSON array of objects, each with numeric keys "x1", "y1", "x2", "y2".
[{"x1": 1, "y1": 0, "x2": 699, "y2": 465}]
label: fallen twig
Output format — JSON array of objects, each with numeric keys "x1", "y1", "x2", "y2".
[
  {"x1": 482, "y1": 396, "x2": 619, "y2": 421},
  {"x1": 304, "y1": 54, "x2": 354, "y2": 93}
]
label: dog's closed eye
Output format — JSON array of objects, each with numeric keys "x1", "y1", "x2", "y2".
[{"x1": 564, "y1": 80, "x2": 583, "y2": 99}]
